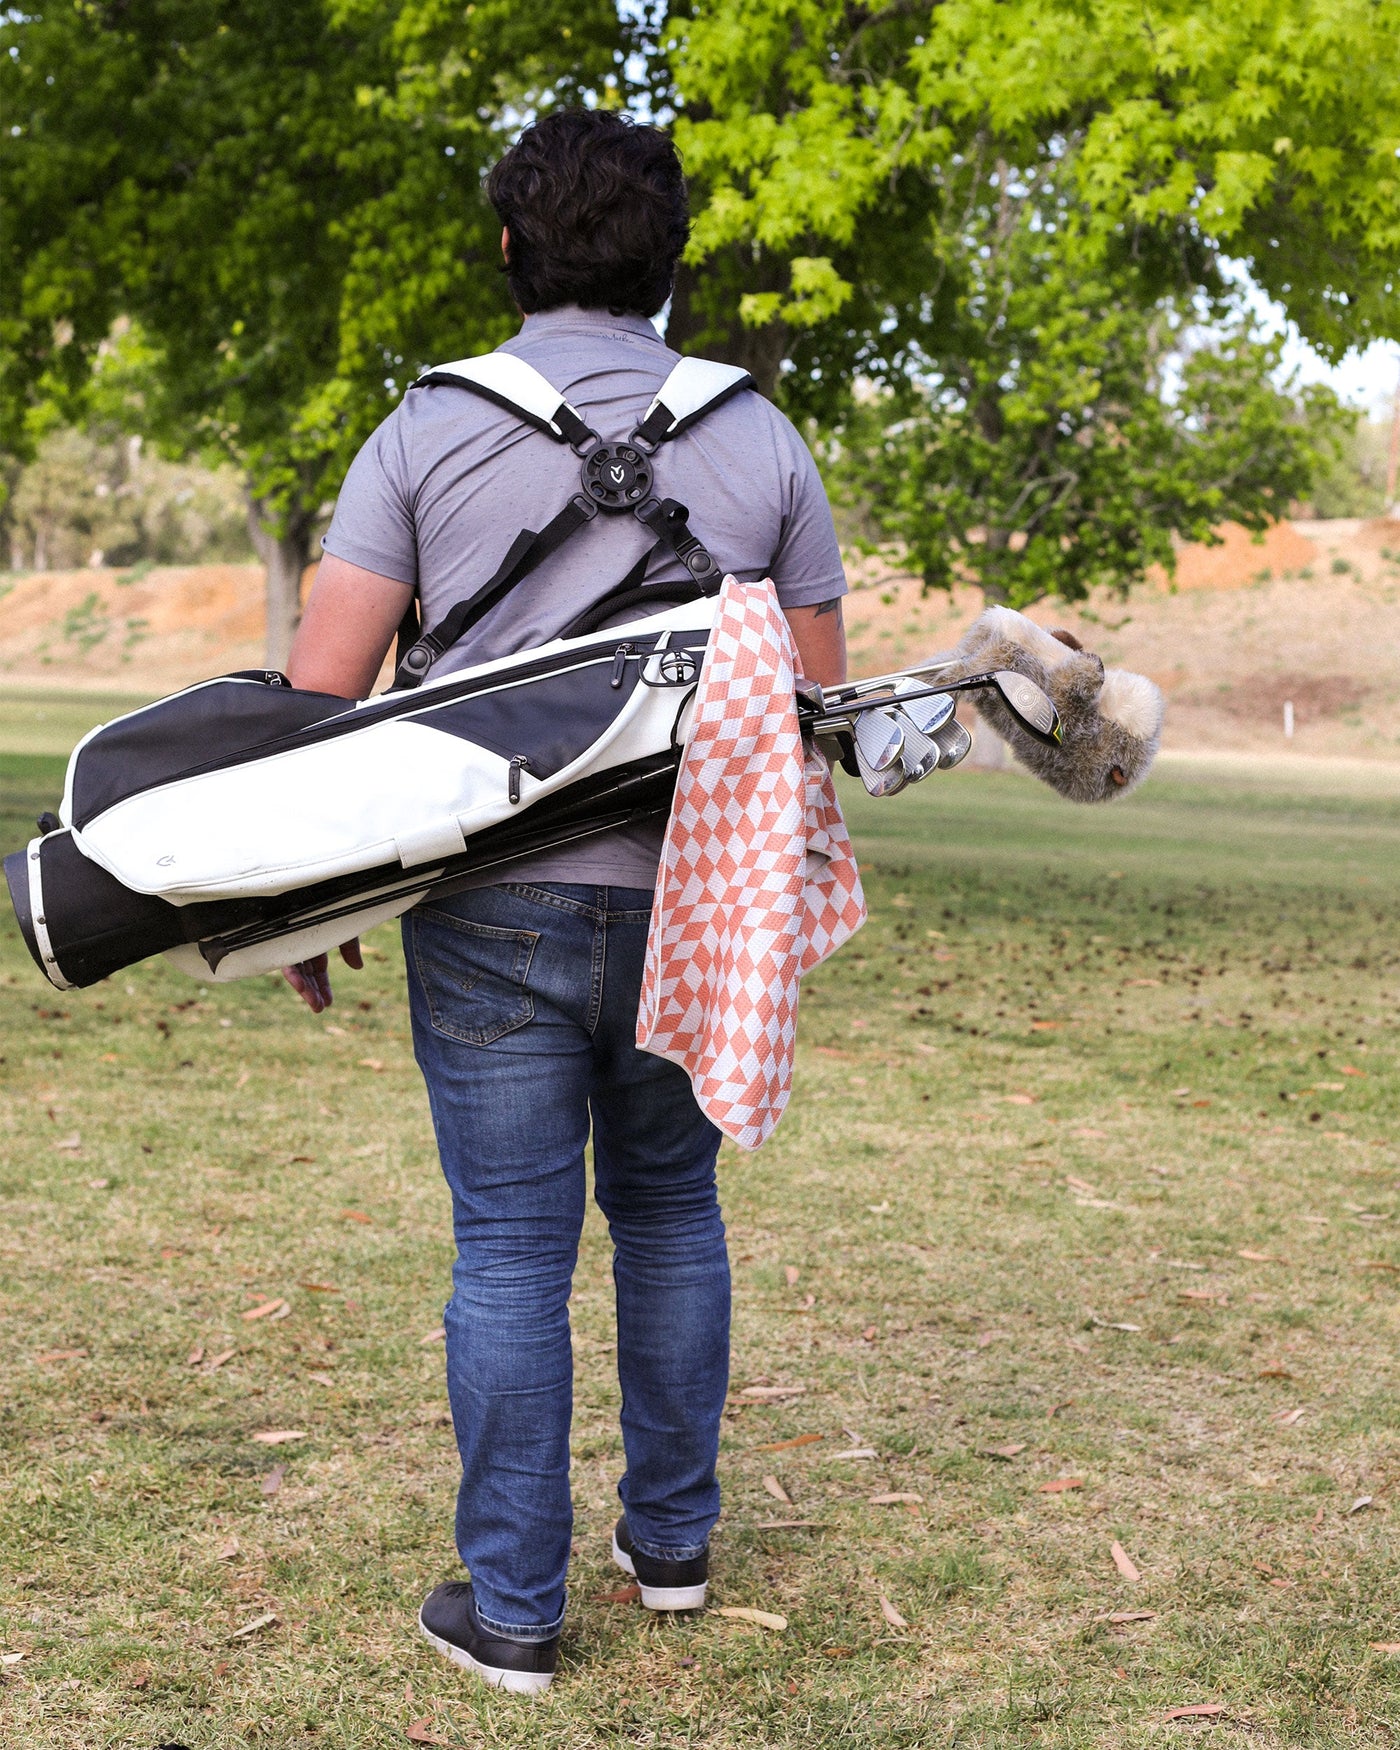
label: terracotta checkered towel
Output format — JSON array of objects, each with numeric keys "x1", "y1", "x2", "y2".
[{"x1": 636, "y1": 574, "x2": 867, "y2": 1148}]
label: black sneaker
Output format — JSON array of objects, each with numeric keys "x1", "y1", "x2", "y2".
[
  {"x1": 611, "y1": 1516, "x2": 709, "y2": 1611},
  {"x1": 418, "y1": 1581, "x2": 558, "y2": 1695}
]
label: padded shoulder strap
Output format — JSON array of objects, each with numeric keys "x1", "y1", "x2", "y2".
[
  {"x1": 414, "y1": 353, "x2": 596, "y2": 450},
  {"x1": 631, "y1": 358, "x2": 756, "y2": 451}
]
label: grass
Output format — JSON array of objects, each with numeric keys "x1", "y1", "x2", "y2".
[{"x1": 2, "y1": 741, "x2": 1399, "y2": 1747}]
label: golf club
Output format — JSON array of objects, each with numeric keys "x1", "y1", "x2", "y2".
[{"x1": 807, "y1": 667, "x2": 1061, "y2": 749}]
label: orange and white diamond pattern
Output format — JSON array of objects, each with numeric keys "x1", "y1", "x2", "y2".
[{"x1": 636, "y1": 574, "x2": 866, "y2": 1149}]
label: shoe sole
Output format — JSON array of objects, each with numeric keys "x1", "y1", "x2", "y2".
[
  {"x1": 417, "y1": 1609, "x2": 554, "y2": 1696},
  {"x1": 611, "y1": 1531, "x2": 708, "y2": 1611}
]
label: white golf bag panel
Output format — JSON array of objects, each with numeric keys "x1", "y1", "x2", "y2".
[{"x1": 65, "y1": 597, "x2": 713, "y2": 902}]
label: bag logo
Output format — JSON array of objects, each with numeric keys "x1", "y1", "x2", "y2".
[
  {"x1": 643, "y1": 648, "x2": 702, "y2": 687},
  {"x1": 156, "y1": 854, "x2": 176, "y2": 866}
]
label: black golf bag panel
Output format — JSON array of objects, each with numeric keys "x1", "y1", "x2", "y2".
[{"x1": 7, "y1": 351, "x2": 754, "y2": 991}]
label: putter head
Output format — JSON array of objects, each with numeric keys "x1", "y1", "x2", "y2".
[{"x1": 991, "y1": 670, "x2": 1061, "y2": 746}]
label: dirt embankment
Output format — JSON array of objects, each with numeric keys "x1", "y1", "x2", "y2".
[
  {"x1": 2, "y1": 519, "x2": 1398, "y2": 761},
  {"x1": 842, "y1": 517, "x2": 1400, "y2": 763}
]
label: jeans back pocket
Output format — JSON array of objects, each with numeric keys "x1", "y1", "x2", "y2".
[{"x1": 409, "y1": 908, "x2": 539, "y2": 1045}]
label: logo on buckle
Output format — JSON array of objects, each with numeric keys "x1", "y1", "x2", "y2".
[{"x1": 644, "y1": 648, "x2": 702, "y2": 686}]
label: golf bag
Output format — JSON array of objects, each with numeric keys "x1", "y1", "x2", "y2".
[{"x1": 7, "y1": 352, "x2": 757, "y2": 990}]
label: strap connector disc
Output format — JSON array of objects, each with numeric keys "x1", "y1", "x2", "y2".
[{"x1": 581, "y1": 444, "x2": 654, "y2": 512}]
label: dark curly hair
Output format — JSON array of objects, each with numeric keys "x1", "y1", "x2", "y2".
[{"x1": 486, "y1": 111, "x2": 690, "y2": 319}]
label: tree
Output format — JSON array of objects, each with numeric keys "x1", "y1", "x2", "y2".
[{"x1": 2, "y1": 0, "x2": 620, "y2": 662}]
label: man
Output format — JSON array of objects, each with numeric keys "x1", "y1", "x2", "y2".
[{"x1": 283, "y1": 109, "x2": 847, "y2": 1694}]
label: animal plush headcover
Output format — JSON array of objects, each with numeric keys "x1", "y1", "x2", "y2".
[{"x1": 943, "y1": 606, "x2": 1164, "y2": 802}]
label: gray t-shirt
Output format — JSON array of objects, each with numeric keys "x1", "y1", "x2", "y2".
[{"x1": 322, "y1": 305, "x2": 846, "y2": 889}]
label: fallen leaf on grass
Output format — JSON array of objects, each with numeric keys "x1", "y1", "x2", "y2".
[
  {"x1": 1348, "y1": 1496, "x2": 1374, "y2": 1515},
  {"x1": 1126, "y1": 978, "x2": 1161, "y2": 988},
  {"x1": 1274, "y1": 1407, "x2": 1306, "y2": 1427},
  {"x1": 340, "y1": 1209, "x2": 373, "y2": 1224},
  {"x1": 1238, "y1": 1250, "x2": 1286, "y2": 1264},
  {"x1": 1065, "y1": 1175, "x2": 1098, "y2": 1195},
  {"x1": 1111, "y1": 1542, "x2": 1142, "y2": 1582},
  {"x1": 405, "y1": 1722, "x2": 454, "y2": 1748},
  {"x1": 187, "y1": 1344, "x2": 205, "y2": 1366},
  {"x1": 358, "y1": 1058, "x2": 384, "y2": 1072},
  {"x1": 1030, "y1": 1020, "x2": 1066, "y2": 1031},
  {"x1": 877, "y1": 1593, "x2": 909, "y2": 1630},
  {"x1": 784, "y1": 1265, "x2": 800, "y2": 1287},
  {"x1": 1038, "y1": 1478, "x2": 1085, "y2": 1494},
  {"x1": 739, "y1": 1385, "x2": 805, "y2": 1401},
  {"x1": 1004, "y1": 1093, "x2": 1037, "y2": 1105},
  {"x1": 230, "y1": 1612, "x2": 277, "y2": 1640},
  {"x1": 1369, "y1": 1642, "x2": 1400, "y2": 1654},
  {"x1": 53, "y1": 1133, "x2": 81, "y2": 1151},
  {"x1": 1363, "y1": 1262, "x2": 1400, "y2": 1275},
  {"x1": 757, "y1": 1433, "x2": 824, "y2": 1453},
  {"x1": 757, "y1": 1519, "x2": 823, "y2": 1530},
  {"x1": 87, "y1": 1177, "x2": 109, "y2": 1189},
  {"x1": 820, "y1": 1645, "x2": 854, "y2": 1658},
  {"x1": 978, "y1": 1443, "x2": 1027, "y2": 1461},
  {"x1": 419, "y1": 1328, "x2": 446, "y2": 1346},
  {"x1": 1, "y1": 1652, "x2": 29, "y2": 1666},
  {"x1": 762, "y1": 1475, "x2": 793, "y2": 1504},
  {"x1": 206, "y1": 1348, "x2": 235, "y2": 1370},
  {"x1": 35, "y1": 1348, "x2": 87, "y2": 1364},
  {"x1": 869, "y1": 1492, "x2": 922, "y2": 1506},
  {"x1": 593, "y1": 1584, "x2": 641, "y2": 1604},
  {"x1": 250, "y1": 1429, "x2": 307, "y2": 1446},
  {"x1": 1047, "y1": 1401, "x2": 1074, "y2": 1419},
  {"x1": 832, "y1": 1447, "x2": 878, "y2": 1460},
  {"x1": 714, "y1": 1607, "x2": 787, "y2": 1631},
  {"x1": 1340, "y1": 1066, "x2": 1366, "y2": 1078},
  {"x1": 216, "y1": 1537, "x2": 240, "y2": 1561},
  {"x1": 1165, "y1": 1704, "x2": 1225, "y2": 1721},
  {"x1": 1257, "y1": 1368, "x2": 1293, "y2": 1380},
  {"x1": 260, "y1": 1465, "x2": 284, "y2": 1497},
  {"x1": 1096, "y1": 1610, "x2": 1156, "y2": 1624},
  {"x1": 305, "y1": 1371, "x2": 335, "y2": 1387},
  {"x1": 242, "y1": 1299, "x2": 289, "y2": 1323}
]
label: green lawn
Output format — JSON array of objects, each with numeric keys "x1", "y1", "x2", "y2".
[{"x1": 2, "y1": 744, "x2": 1398, "y2": 1747}]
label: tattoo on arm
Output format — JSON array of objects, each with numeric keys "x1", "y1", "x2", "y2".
[{"x1": 813, "y1": 596, "x2": 844, "y2": 619}]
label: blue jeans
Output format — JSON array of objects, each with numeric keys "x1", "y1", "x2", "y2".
[{"x1": 403, "y1": 883, "x2": 729, "y2": 1640}]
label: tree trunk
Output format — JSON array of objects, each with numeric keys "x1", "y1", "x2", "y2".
[
  {"x1": 667, "y1": 257, "x2": 789, "y2": 401},
  {"x1": 247, "y1": 499, "x2": 315, "y2": 671}
]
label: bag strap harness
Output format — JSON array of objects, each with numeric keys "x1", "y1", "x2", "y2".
[{"x1": 392, "y1": 353, "x2": 755, "y2": 690}]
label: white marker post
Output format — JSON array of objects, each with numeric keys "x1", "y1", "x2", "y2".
[{"x1": 1283, "y1": 700, "x2": 1295, "y2": 739}]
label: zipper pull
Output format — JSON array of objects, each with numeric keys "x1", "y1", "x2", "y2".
[
  {"x1": 508, "y1": 755, "x2": 530, "y2": 804},
  {"x1": 610, "y1": 643, "x2": 635, "y2": 689}
]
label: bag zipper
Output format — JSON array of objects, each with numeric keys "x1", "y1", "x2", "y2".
[
  {"x1": 107, "y1": 634, "x2": 669, "y2": 797},
  {"x1": 507, "y1": 755, "x2": 530, "y2": 804}
]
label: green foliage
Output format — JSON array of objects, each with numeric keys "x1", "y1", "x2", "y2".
[
  {"x1": 3, "y1": 0, "x2": 1392, "y2": 613},
  {"x1": 674, "y1": 0, "x2": 1400, "y2": 363}
]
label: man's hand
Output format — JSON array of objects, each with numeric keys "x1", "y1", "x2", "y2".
[{"x1": 282, "y1": 939, "x2": 363, "y2": 1013}]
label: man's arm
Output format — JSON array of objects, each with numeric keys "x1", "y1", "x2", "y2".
[
  {"x1": 784, "y1": 595, "x2": 847, "y2": 688},
  {"x1": 287, "y1": 553, "x2": 413, "y2": 699},
  {"x1": 280, "y1": 555, "x2": 413, "y2": 1012}
]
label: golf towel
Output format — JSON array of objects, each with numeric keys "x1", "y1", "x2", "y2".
[{"x1": 637, "y1": 573, "x2": 867, "y2": 1148}]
